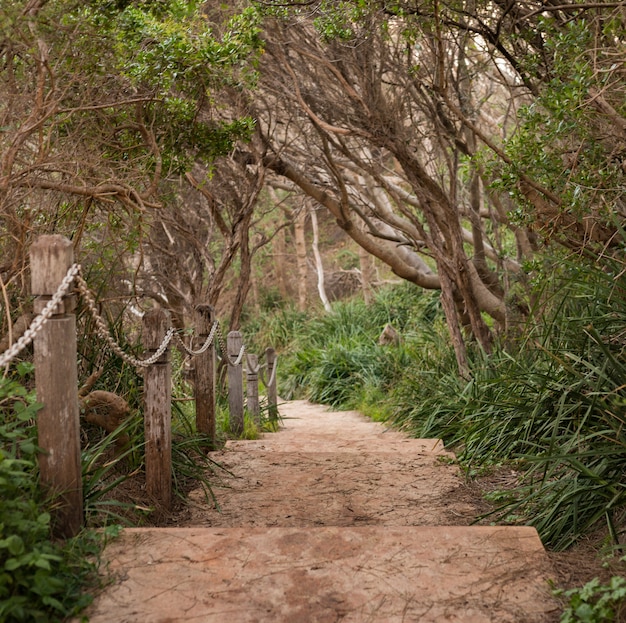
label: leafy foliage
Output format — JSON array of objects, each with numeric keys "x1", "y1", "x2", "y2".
[
  {"x1": 556, "y1": 576, "x2": 626, "y2": 623},
  {"x1": 0, "y1": 367, "x2": 102, "y2": 622},
  {"x1": 385, "y1": 251, "x2": 626, "y2": 549},
  {"x1": 491, "y1": 19, "x2": 624, "y2": 246},
  {"x1": 249, "y1": 283, "x2": 442, "y2": 409}
]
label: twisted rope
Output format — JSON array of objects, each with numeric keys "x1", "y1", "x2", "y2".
[
  {"x1": 267, "y1": 355, "x2": 278, "y2": 388},
  {"x1": 230, "y1": 343, "x2": 246, "y2": 367},
  {"x1": 214, "y1": 322, "x2": 245, "y2": 367},
  {"x1": 0, "y1": 264, "x2": 81, "y2": 368},
  {"x1": 2, "y1": 264, "x2": 267, "y2": 378},
  {"x1": 171, "y1": 322, "x2": 218, "y2": 357},
  {"x1": 259, "y1": 356, "x2": 278, "y2": 389},
  {"x1": 76, "y1": 274, "x2": 175, "y2": 368},
  {"x1": 245, "y1": 353, "x2": 261, "y2": 374}
]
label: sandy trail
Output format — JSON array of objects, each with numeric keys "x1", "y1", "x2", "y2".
[
  {"x1": 80, "y1": 400, "x2": 559, "y2": 623},
  {"x1": 183, "y1": 401, "x2": 479, "y2": 529}
]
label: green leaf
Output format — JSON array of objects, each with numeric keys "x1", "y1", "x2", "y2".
[
  {"x1": 3, "y1": 535, "x2": 25, "y2": 556},
  {"x1": 5, "y1": 557, "x2": 23, "y2": 571}
]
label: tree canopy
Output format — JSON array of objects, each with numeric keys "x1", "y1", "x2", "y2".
[
  {"x1": 248, "y1": 0, "x2": 625, "y2": 372},
  {"x1": 1, "y1": 0, "x2": 263, "y2": 331}
]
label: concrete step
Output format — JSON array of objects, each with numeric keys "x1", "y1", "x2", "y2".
[{"x1": 82, "y1": 525, "x2": 557, "y2": 623}]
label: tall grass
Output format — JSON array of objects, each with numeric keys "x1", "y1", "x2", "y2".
[
  {"x1": 389, "y1": 254, "x2": 626, "y2": 549},
  {"x1": 270, "y1": 285, "x2": 442, "y2": 411},
  {"x1": 253, "y1": 260, "x2": 626, "y2": 550}
]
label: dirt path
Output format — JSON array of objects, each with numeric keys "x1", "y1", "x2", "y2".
[
  {"x1": 80, "y1": 400, "x2": 559, "y2": 622},
  {"x1": 183, "y1": 401, "x2": 480, "y2": 529}
]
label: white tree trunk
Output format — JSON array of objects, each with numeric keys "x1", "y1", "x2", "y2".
[{"x1": 310, "y1": 206, "x2": 332, "y2": 312}]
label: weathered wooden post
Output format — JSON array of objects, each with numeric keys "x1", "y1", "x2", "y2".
[
  {"x1": 143, "y1": 309, "x2": 172, "y2": 510},
  {"x1": 31, "y1": 235, "x2": 83, "y2": 538},
  {"x1": 246, "y1": 353, "x2": 260, "y2": 425},
  {"x1": 227, "y1": 331, "x2": 244, "y2": 436},
  {"x1": 194, "y1": 305, "x2": 216, "y2": 449},
  {"x1": 266, "y1": 346, "x2": 278, "y2": 422}
]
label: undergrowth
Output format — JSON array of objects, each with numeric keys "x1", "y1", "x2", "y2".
[
  {"x1": 0, "y1": 311, "x2": 242, "y2": 620},
  {"x1": 248, "y1": 261, "x2": 626, "y2": 619},
  {"x1": 0, "y1": 364, "x2": 111, "y2": 622}
]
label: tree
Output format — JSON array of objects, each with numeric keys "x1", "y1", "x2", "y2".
[
  {"x1": 1, "y1": 0, "x2": 263, "y2": 345},
  {"x1": 248, "y1": 0, "x2": 625, "y2": 373}
]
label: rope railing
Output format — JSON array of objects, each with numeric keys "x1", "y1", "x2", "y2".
[
  {"x1": 1, "y1": 266, "x2": 265, "y2": 373},
  {"x1": 77, "y1": 272, "x2": 179, "y2": 368},
  {"x1": 246, "y1": 353, "x2": 261, "y2": 375},
  {"x1": 262, "y1": 354, "x2": 278, "y2": 390},
  {"x1": 1, "y1": 261, "x2": 279, "y2": 422},
  {"x1": 2, "y1": 235, "x2": 279, "y2": 533},
  {"x1": 172, "y1": 324, "x2": 218, "y2": 357},
  {"x1": 0, "y1": 263, "x2": 81, "y2": 369}
]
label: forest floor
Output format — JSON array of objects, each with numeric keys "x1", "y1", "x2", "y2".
[{"x1": 80, "y1": 400, "x2": 621, "y2": 623}]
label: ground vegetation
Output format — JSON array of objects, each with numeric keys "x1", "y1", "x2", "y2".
[{"x1": 1, "y1": 0, "x2": 625, "y2": 619}]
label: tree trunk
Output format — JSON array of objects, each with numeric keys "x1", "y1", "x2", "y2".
[
  {"x1": 268, "y1": 187, "x2": 289, "y2": 301},
  {"x1": 294, "y1": 206, "x2": 308, "y2": 312},
  {"x1": 229, "y1": 212, "x2": 254, "y2": 331},
  {"x1": 358, "y1": 244, "x2": 376, "y2": 305},
  {"x1": 310, "y1": 205, "x2": 331, "y2": 312}
]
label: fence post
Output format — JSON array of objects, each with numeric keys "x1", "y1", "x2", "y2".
[
  {"x1": 246, "y1": 354, "x2": 260, "y2": 425},
  {"x1": 194, "y1": 305, "x2": 216, "y2": 449},
  {"x1": 31, "y1": 235, "x2": 83, "y2": 538},
  {"x1": 227, "y1": 331, "x2": 244, "y2": 436},
  {"x1": 143, "y1": 309, "x2": 172, "y2": 511},
  {"x1": 266, "y1": 346, "x2": 278, "y2": 422}
]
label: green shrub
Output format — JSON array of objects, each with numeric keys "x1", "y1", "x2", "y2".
[
  {"x1": 556, "y1": 576, "x2": 626, "y2": 623},
  {"x1": 0, "y1": 367, "x2": 101, "y2": 622}
]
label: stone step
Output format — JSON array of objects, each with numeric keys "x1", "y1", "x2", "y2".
[
  {"x1": 81, "y1": 525, "x2": 557, "y2": 623},
  {"x1": 224, "y1": 437, "x2": 446, "y2": 454}
]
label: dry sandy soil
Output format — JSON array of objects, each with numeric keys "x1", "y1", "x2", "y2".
[
  {"x1": 182, "y1": 401, "x2": 483, "y2": 530},
  {"x1": 78, "y1": 399, "x2": 618, "y2": 622}
]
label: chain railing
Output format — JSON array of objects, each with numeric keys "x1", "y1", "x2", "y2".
[{"x1": 77, "y1": 271, "x2": 245, "y2": 369}]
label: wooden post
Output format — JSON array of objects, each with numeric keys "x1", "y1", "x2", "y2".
[
  {"x1": 194, "y1": 305, "x2": 216, "y2": 449},
  {"x1": 227, "y1": 331, "x2": 244, "y2": 436},
  {"x1": 31, "y1": 235, "x2": 83, "y2": 538},
  {"x1": 266, "y1": 347, "x2": 278, "y2": 422},
  {"x1": 246, "y1": 353, "x2": 260, "y2": 425},
  {"x1": 143, "y1": 309, "x2": 172, "y2": 510}
]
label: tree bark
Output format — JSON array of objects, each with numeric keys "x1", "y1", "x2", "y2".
[
  {"x1": 358, "y1": 245, "x2": 376, "y2": 305},
  {"x1": 310, "y1": 205, "x2": 331, "y2": 312},
  {"x1": 294, "y1": 206, "x2": 308, "y2": 312}
]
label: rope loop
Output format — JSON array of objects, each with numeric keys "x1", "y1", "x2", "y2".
[
  {"x1": 245, "y1": 353, "x2": 261, "y2": 375},
  {"x1": 76, "y1": 274, "x2": 177, "y2": 368},
  {"x1": 230, "y1": 344, "x2": 246, "y2": 367},
  {"x1": 171, "y1": 322, "x2": 218, "y2": 357}
]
